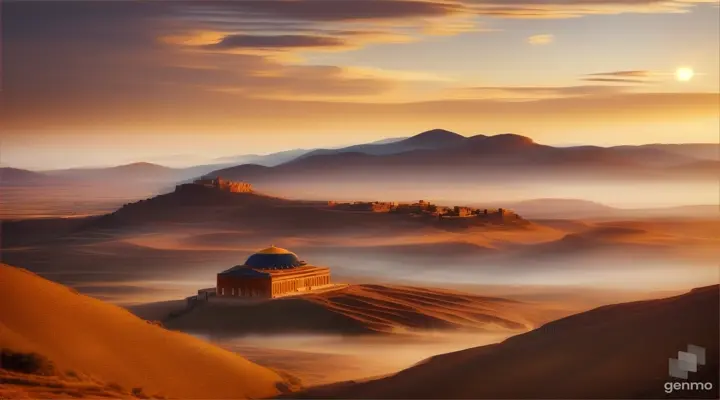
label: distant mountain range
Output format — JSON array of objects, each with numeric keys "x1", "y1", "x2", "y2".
[
  {"x1": 206, "y1": 129, "x2": 719, "y2": 183},
  {"x1": 2, "y1": 130, "x2": 717, "y2": 191},
  {"x1": 212, "y1": 137, "x2": 408, "y2": 166},
  {"x1": 0, "y1": 167, "x2": 59, "y2": 186},
  {"x1": 0, "y1": 162, "x2": 226, "y2": 187},
  {"x1": 296, "y1": 130, "x2": 456, "y2": 159}
]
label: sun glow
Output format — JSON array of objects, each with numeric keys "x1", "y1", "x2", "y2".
[{"x1": 675, "y1": 67, "x2": 694, "y2": 82}]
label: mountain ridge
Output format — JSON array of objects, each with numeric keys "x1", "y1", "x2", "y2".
[{"x1": 206, "y1": 131, "x2": 712, "y2": 182}]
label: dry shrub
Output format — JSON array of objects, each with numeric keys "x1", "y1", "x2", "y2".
[
  {"x1": 0, "y1": 348, "x2": 57, "y2": 376},
  {"x1": 132, "y1": 387, "x2": 149, "y2": 399},
  {"x1": 105, "y1": 382, "x2": 125, "y2": 393}
]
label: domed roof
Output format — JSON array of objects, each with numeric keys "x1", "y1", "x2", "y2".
[
  {"x1": 244, "y1": 245, "x2": 306, "y2": 269},
  {"x1": 255, "y1": 245, "x2": 294, "y2": 255}
]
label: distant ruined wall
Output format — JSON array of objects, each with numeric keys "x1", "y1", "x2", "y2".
[
  {"x1": 217, "y1": 179, "x2": 253, "y2": 193},
  {"x1": 184, "y1": 177, "x2": 253, "y2": 193},
  {"x1": 327, "y1": 198, "x2": 524, "y2": 221},
  {"x1": 328, "y1": 201, "x2": 395, "y2": 213}
]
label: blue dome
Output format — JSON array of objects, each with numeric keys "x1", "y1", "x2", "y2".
[{"x1": 243, "y1": 246, "x2": 306, "y2": 269}]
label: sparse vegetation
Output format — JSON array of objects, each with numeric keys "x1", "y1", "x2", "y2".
[
  {"x1": 0, "y1": 348, "x2": 57, "y2": 376},
  {"x1": 132, "y1": 387, "x2": 149, "y2": 399},
  {"x1": 105, "y1": 382, "x2": 125, "y2": 392}
]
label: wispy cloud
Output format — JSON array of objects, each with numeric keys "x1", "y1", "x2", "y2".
[
  {"x1": 583, "y1": 70, "x2": 658, "y2": 84},
  {"x1": 587, "y1": 70, "x2": 652, "y2": 77},
  {"x1": 3, "y1": 0, "x2": 716, "y2": 133},
  {"x1": 583, "y1": 77, "x2": 653, "y2": 84},
  {"x1": 449, "y1": 84, "x2": 630, "y2": 101},
  {"x1": 527, "y1": 34, "x2": 554, "y2": 45}
]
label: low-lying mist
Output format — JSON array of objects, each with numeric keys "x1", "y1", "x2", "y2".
[
  {"x1": 197, "y1": 332, "x2": 514, "y2": 386},
  {"x1": 255, "y1": 178, "x2": 717, "y2": 209}
]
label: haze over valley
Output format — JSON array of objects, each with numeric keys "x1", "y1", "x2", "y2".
[
  {"x1": 1, "y1": 0, "x2": 718, "y2": 396},
  {"x1": 3, "y1": 135, "x2": 718, "y2": 399}
]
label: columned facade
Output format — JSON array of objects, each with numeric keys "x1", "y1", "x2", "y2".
[{"x1": 217, "y1": 246, "x2": 331, "y2": 299}]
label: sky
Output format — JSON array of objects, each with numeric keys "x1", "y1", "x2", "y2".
[{"x1": 0, "y1": 0, "x2": 718, "y2": 169}]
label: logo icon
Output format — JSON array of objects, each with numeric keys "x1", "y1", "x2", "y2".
[{"x1": 669, "y1": 344, "x2": 706, "y2": 379}]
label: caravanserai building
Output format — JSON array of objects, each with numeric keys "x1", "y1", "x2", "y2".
[{"x1": 216, "y1": 246, "x2": 330, "y2": 299}]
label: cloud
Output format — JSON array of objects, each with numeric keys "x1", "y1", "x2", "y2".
[
  {"x1": 459, "y1": 0, "x2": 717, "y2": 19},
  {"x1": 450, "y1": 84, "x2": 629, "y2": 101},
  {"x1": 3, "y1": 0, "x2": 717, "y2": 133},
  {"x1": 583, "y1": 70, "x2": 659, "y2": 84},
  {"x1": 583, "y1": 77, "x2": 654, "y2": 83},
  {"x1": 527, "y1": 34, "x2": 554, "y2": 45},
  {"x1": 168, "y1": 30, "x2": 417, "y2": 57},
  {"x1": 177, "y1": 0, "x2": 717, "y2": 24},
  {"x1": 588, "y1": 70, "x2": 652, "y2": 77},
  {"x1": 182, "y1": 0, "x2": 461, "y2": 22},
  {"x1": 204, "y1": 34, "x2": 348, "y2": 50}
]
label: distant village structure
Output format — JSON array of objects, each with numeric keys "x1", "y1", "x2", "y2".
[
  {"x1": 193, "y1": 246, "x2": 331, "y2": 302},
  {"x1": 194, "y1": 177, "x2": 253, "y2": 193},
  {"x1": 328, "y1": 199, "x2": 519, "y2": 221},
  {"x1": 175, "y1": 177, "x2": 253, "y2": 193}
]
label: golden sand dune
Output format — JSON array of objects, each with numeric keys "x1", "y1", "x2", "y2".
[
  {"x1": 0, "y1": 367, "x2": 135, "y2": 399},
  {"x1": 0, "y1": 264, "x2": 293, "y2": 399},
  {"x1": 155, "y1": 284, "x2": 568, "y2": 335},
  {"x1": 291, "y1": 285, "x2": 720, "y2": 399}
]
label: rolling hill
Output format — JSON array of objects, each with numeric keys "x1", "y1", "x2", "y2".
[
  {"x1": 206, "y1": 131, "x2": 710, "y2": 184},
  {"x1": 0, "y1": 167, "x2": 62, "y2": 186},
  {"x1": 297, "y1": 129, "x2": 465, "y2": 160},
  {"x1": 42, "y1": 162, "x2": 213, "y2": 183},
  {"x1": 291, "y1": 285, "x2": 719, "y2": 399},
  {"x1": 0, "y1": 264, "x2": 294, "y2": 399},
  {"x1": 131, "y1": 284, "x2": 567, "y2": 336}
]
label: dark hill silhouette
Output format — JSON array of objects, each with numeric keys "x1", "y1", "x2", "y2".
[
  {"x1": 296, "y1": 129, "x2": 467, "y2": 160},
  {"x1": 211, "y1": 137, "x2": 407, "y2": 166},
  {"x1": 207, "y1": 131, "x2": 706, "y2": 183},
  {"x1": 213, "y1": 148, "x2": 313, "y2": 166},
  {"x1": 290, "y1": 285, "x2": 719, "y2": 399},
  {"x1": 46, "y1": 162, "x2": 182, "y2": 182},
  {"x1": 72, "y1": 185, "x2": 435, "y2": 235},
  {"x1": 33, "y1": 162, "x2": 237, "y2": 187},
  {"x1": 1, "y1": 184, "x2": 528, "y2": 249},
  {"x1": 0, "y1": 167, "x2": 59, "y2": 186}
]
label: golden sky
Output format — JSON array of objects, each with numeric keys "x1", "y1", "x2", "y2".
[{"x1": 0, "y1": 0, "x2": 718, "y2": 168}]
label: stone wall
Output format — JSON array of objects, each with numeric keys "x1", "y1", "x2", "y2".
[
  {"x1": 216, "y1": 178, "x2": 253, "y2": 193},
  {"x1": 328, "y1": 201, "x2": 395, "y2": 213},
  {"x1": 188, "y1": 177, "x2": 253, "y2": 193}
]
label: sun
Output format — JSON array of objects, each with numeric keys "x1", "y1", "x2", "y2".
[{"x1": 675, "y1": 67, "x2": 694, "y2": 82}]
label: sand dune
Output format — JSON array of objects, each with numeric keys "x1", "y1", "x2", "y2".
[
  {"x1": 145, "y1": 284, "x2": 568, "y2": 336},
  {"x1": 0, "y1": 264, "x2": 294, "y2": 399},
  {"x1": 292, "y1": 285, "x2": 720, "y2": 399},
  {"x1": 0, "y1": 366, "x2": 136, "y2": 399}
]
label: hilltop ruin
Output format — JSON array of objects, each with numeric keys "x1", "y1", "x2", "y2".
[
  {"x1": 328, "y1": 199, "x2": 522, "y2": 222},
  {"x1": 175, "y1": 177, "x2": 253, "y2": 193}
]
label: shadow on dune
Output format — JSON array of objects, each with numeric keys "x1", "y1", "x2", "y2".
[{"x1": 288, "y1": 285, "x2": 719, "y2": 399}]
